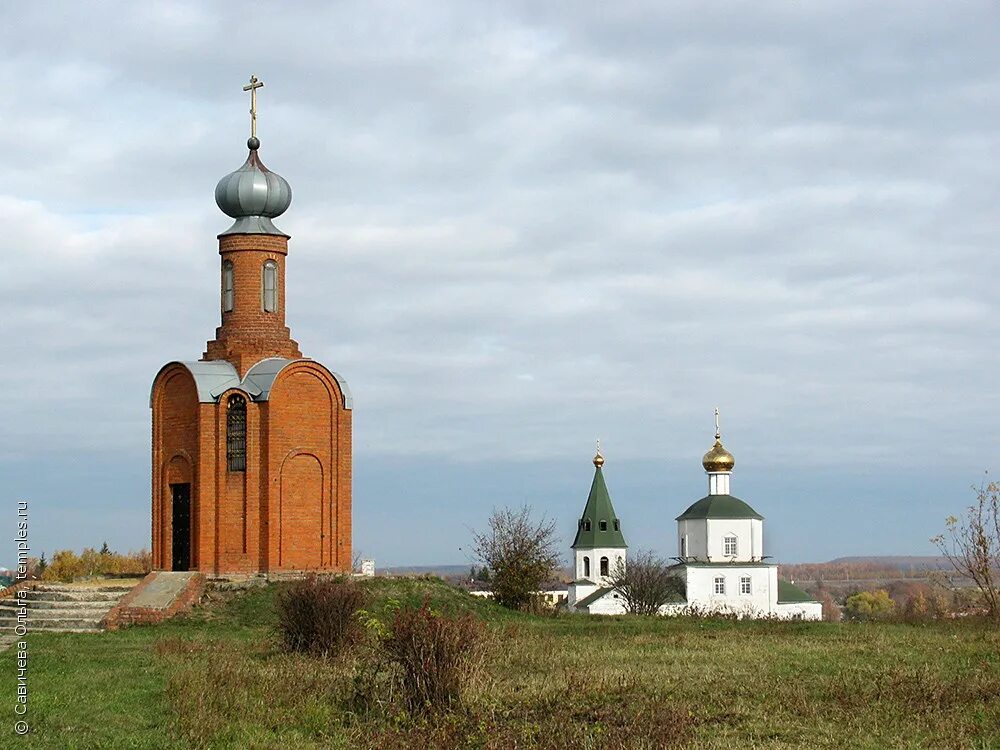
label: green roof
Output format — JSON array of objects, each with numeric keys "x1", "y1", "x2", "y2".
[
  {"x1": 777, "y1": 579, "x2": 815, "y2": 603},
  {"x1": 571, "y1": 467, "x2": 627, "y2": 549},
  {"x1": 672, "y1": 561, "x2": 775, "y2": 569},
  {"x1": 676, "y1": 494, "x2": 763, "y2": 521},
  {"x1": 574, "y1": 587, "x2": 614, "y2": 609}
]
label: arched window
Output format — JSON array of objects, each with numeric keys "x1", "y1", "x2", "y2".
[
  {"x1": 262, "y1": 260, "x2": 277, "y2": 312},
  {"x1": 600, "y1": 556, "x2": 609, "y2": 577},
  {"x1": 599, "y1": 520, "x2": 608, "y2": 531},
  {"x1": 584, "y1": 519, "x2": 592, "y2": 532},
  {"x1": 226, "y1": 394, "x2": 247, "y2": 472},
  {"x1": 222, "y1": 261, "x2": 234, "y2": 312},
  {"x1": 583, "y1": 556, "x2": 590, "y2": 578}
]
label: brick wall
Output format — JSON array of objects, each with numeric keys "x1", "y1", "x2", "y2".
[
  {"x1": 150, "y1": 232, "x2": 352, "y2": 576},
  {"x1": 101, "y1": 572, "x2": 206, "y2": 631},
  {"x1": 204, "y1": 234, "x2": 301, "y2": 378}
]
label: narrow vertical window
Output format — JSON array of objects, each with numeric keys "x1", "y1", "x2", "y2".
[
  {"x1": 680, "y1": 536, "x2": 687, "y2": 558},
  {"x1": 600, "y1": 556, "x2": 609, "y2": 577},
  {"x1": 262, "y1": 260, "x2": 277, "y2": 312},
  {"x1": 583, "y1": 556, "x2": 590, "y2": 578},
  {"x1": 724, "y1": 535, "x2": 738, "y2": 557},
  {"x1": 227, "y1": 394, "x2": 247, "y2": 472},
  {"x1": 222, "y1": 261, "x2": 234, "y2": 312}
]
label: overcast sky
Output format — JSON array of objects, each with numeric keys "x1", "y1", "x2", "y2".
[{"x1": 2, "y1": 1, "x2": 998, "y2": 568}]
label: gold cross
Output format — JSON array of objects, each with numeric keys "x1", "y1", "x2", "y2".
[
  {"x1": 714, "y1": 407, "x2": 721, "y2": 439},
  {"x1": 242, "y1": 75, "x2": 264, "y2": 138}
]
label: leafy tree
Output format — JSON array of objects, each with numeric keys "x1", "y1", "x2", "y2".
[
  {"x1": 845, "y1": 589, "x2": 895, "y2": 621},
  {"x1": 471, "y1": 506, "x2": 560, "y2": 611},
  {"x1": 931, "y1": 480, "x2": 1000, "y2": 622},
  {"x1": 607, "y1": 549, "x2": 684, "y2": 615}
]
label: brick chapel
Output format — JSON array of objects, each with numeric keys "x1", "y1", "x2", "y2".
[{"x1": 150, "y1": 78, "x2": 353, "y2": 575}]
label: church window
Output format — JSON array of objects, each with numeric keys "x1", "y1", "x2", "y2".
[
  {"x1": 600, "y1": 556, "x2": 609, "y2": 577},
  {"x1": 740, "y1": 576, "x2": 752, "y2": 595},
  {"x1": 599, "y1": 520, "x2": 607, "y2": 531},
  {"x1": 713, "y1": 576, "x2": 725, "y2": 595},
  {"x1": 584, "y1": 519, "x2": 592, "y2": 532},
  {"x1": 680, "y1": 536, "x2": 687, "y2": 558},
  {"x1": 226, "y1": 394, "x2": 247, "y2": 472},
  {"x1": 222, "y1": 261, "x2": 234, "y2": 312},
  {"x1": 613, "y1": 519, "x2": 620, "y2": 531},
  {"x1": 724, "y1": 535, "x2": 738, "y2": 557},
  {"x1": 262, "y1": 260, "x2": 278, "y2": 312},
  {"x1": 583, "y1": 556, "x2": 590, "y2": 578}
]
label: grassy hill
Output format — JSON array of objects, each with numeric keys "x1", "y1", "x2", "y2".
[{"x1": 4, "y1": 576, "x2": 999, "y2": 749}]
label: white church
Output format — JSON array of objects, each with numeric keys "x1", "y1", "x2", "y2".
[{"x1": 566, "y1": 413, "x2": 822, "y2": 620}]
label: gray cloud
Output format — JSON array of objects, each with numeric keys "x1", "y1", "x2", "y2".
[{"x1": 1, "y1": 1, "x2": 998, "y2": 561}]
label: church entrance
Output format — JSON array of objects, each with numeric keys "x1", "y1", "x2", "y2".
[{"x1": 171, "y1": 483, "x2": 191, "y2": 571}]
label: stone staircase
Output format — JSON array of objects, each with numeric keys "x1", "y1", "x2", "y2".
[{"x1": 0, "y1": 583, "x2": 136, "y2": 634}]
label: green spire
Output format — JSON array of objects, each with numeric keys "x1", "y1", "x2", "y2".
[{"x1": 571, "y1": 450, "x2": 627, "y2": 549}]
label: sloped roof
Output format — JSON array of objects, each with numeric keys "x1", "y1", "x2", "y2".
[
  {"x1": 574, "y1": 587, "x2": 614, "y2": 609},
  {"x1": 676, "y1": 494, "x2": 763, "y2": 521},
  {"x1": 777, "y1": 579, "x2": 816, "y2": 603},
  {"x1": 151, "y1": 358, "x2": 353, "y2": 409},
  {"x1": 571, "y1": 468, "x2": 627, "y2": 549}
]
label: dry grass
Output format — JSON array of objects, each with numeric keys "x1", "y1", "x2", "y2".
[{"x1": 6, "y1": 577, "x2": 1000, "y2": 749}]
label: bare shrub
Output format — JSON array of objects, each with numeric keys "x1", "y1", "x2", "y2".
[
  {"x1": 472, "y1": 506, "x2": 561, "y2": 611},
  {"x1": 819, "y1": 590, "x2": 841, "y2": 622},
  {"x1": 275, "y1": 576, "x2": 367, "y2": 657},
  {"x1": 932, "y1": 480, "x2": 1000, "y2": 623},
  {"x1": 383, "y1": 600, "x2": 487, "y2": 713},
  {"x1": 607, "y1": 549, "x2": 684, "y2": 615}
]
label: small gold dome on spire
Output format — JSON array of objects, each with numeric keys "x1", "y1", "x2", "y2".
[
  {"x1": 593, "y1": 439, "x2": 605, "y2": 468},
  {"x1": 702, "y1": 408, "x2": 735, "y2": 473}
]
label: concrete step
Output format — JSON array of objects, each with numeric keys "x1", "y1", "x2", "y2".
[
  {"x1": 0, "y1": 599, "x2": 113, "y2": 611},
  {"x1": 0, "y1": 607, "x2": 111, "y2": 620},
  {"x1": 30, "y1": 585, "x2": 135, "y2": 594},
  {"x1": 0, "y1": 616, "x2": 104, "y2": 630},
  {"x1": 20, "y1": 590, "x2": 127, "y2": 603}
]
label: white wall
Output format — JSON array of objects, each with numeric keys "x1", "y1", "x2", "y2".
[
  {"x1": 774, "y1": 602, "x2": 823, "y2": 620},
  {"x1": 677, "y1": 520, "x2": 708, "y2": 559},
  {"x1": 574, "y1": 546, "x2": 625, "y2": 584},
  {"x1": 683, "y1": 565, "x2": 775, "y2": 614},
  {"x1": 677, "y1": 518, "x2": 763, "y2": 562}
]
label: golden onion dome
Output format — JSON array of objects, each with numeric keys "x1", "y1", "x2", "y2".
[
  {"x1": 702, "y1": 433, "x2": 735, "y2": 473},
  {"x1": 593, "y1": 440, "x2": 605, "y2": 468}
]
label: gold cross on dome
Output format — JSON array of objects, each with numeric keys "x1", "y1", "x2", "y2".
[
  {"x1": 242, "y1": 75, "x2": 264, "y2": 138},
  {"x1": 714, "y1": 407, "x2": 721, "y2": 439}
]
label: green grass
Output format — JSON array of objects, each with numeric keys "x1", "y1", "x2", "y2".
[{"x1": 4, "y1": 577, "x2": 1000, "y2": 749}]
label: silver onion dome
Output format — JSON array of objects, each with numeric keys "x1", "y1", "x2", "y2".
[{"x1": 215, "y1": 138, "x2": 292, "y2": 236}]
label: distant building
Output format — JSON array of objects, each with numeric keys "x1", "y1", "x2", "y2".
[
  {"x1": 149, "y1": 79, "x2": 353, "y2": 575},
  {"x1": 665, "y1": 415, "x2": 821, "y2": 620},
  {"x1": 566, "y1": 414, "x2": 822, "y2": 620},
  {"x1": 565, "y1": 447, "x2": 629, "y2": 614}
]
